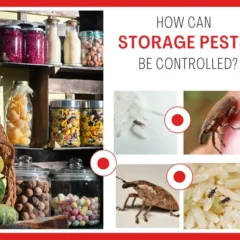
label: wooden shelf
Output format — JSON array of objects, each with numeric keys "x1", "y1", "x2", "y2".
[{"x1": 15, "y1": 146, "x2": 103, "y2": 151}]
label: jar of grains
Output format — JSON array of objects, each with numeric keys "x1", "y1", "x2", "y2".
[
  {"x1": 44, "y1": 16, "x2": 61, "y2": 65},
  {"x1": 80, "y1": 100, "x2": 103, "y2": 146},
  {"x1": 6, "y1": 81, "x2": 33, "y2": 146},
  {"x1": 49, "y1": 100, "x2": 81, "y2": 147},
  {"x1": 51, "y1": 158, "x2": 101, "y2": 228},
  {"x1": 0, "y1": 25, "x2": 22, "y2": 63},
  {"x1": 22, "y1": 27, "x2": 45, "y2": 64},
  {"x1": 14, "y1": 155, "x2": 51, "y2": 221},
  {"x1": 64, "y1": 20, "x2": 81, "y2": 66}
]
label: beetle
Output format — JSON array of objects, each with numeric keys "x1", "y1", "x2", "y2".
[
  {"x1": 133, "y1": 120, "x2": 145, "y2": 128},
  {"x1": 116, "y1": 176, "x2": 179, "y2": 224},
  {"x1": 207, "y1": 187, "x2": 217, "y2": 198},
  {"x1": 199, "y1": 95, "x2": 240, "y2": 154},
  {"x1": 220, "y1": 197, "x2": 231, "y2": 204}
]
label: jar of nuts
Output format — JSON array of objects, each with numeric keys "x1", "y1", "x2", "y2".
[
  {"x1": 80, "y1": 30, "x2": 103, "y2": 67},
  {"x1": 51, "y1": 158, "x2": 101, "y2": 228},
  {"x1": 14, "y1": 155, "x2": 51, "y2": 221}
]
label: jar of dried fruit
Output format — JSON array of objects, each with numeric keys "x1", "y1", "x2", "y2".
[
  {"x1": 64, "y1": 20, "x2": 81, "y2": 66},
  {"x1": 79, "y1": 100, "x2": 103, "y2": 146},
  {"x1": 79, "y1": 30, "x2": 103, "y2": 67},
  {"x1": 5, "y1": 81, "x2": 33, "y2": 146},
  {"x1": 14, "y1": 155, "x2": 51, "y2": 221},
  {"x1": 0, "y1": 24, "x2": 23, "y2": 63},
  {"x1": 22, "y1": 27, "x2": 45, "y2": 64},
  {"x1": 49, "y1": 100, "x2": 80, "y2": 147},
  {"x1": 51, "y1": 158, "x2": 101, "y2": 228}
]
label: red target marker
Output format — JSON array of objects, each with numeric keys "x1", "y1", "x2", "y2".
[
  {"x1": 164, "y1": 106, "x2": 191, "y2": 133},
  {"x1": 167, "y1": 164, "x2": 192, "y2": 190},
  {"x1": 91, "y1": 150, "x2": 117, "y2": 176}
]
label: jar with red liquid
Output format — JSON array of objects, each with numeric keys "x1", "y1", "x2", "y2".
[
  {"x1": 0, "y1": 25, "x2": 23, "y2": 63},
  {"x1": 22, "y1": 27, "x2": 45, "y2": 64}
]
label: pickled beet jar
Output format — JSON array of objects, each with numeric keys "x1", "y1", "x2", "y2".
[
  {"x1": 0, "y1": 25, "x2": 22, "y2": 63},
  {"x1": 22, "y1": 28, "x2": 45, "y2": 64}
]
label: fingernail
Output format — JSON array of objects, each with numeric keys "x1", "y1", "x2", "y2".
[{"x1": 222, "y1": 121, "x2": 240, "y2": 154}]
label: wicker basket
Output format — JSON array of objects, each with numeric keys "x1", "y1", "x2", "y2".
[{"x1": 0, "y1": 124, "x2": 16, "y2": 207}]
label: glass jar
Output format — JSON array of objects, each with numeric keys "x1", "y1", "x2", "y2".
[
  {"x1": 22, "y1": 27, "x2": 45, "y2": 64},
  {"x1": 80, "y1": 100, "x2": 103, "y2": 146},
  {"x1": 0, "y1": 25, "x2": 22, "y2": 63},
  {"x1": 6, "y1": 81, "x2": 33, "y2": 146},
  {"x1": 64, "y1": 20, "x2": 81, "y2": 66},
  {"x1": 49, "y1": 100, "x2": 81, "y2": 147},
  {"x1": 44, "y1": 17, "x2": 61, "y2": 65},
  {"x1": 51, "y1": 158, "x2": 101, "y2": 228},
  {"x1": 80, "y1": 30, "x2": 103, "y2": 67},
  {"x1": 14, "y1": 155, "x2": 51, "y2": 221}
]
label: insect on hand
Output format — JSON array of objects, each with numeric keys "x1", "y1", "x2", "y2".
[
  {"x1": 199, "y1": 95, "x2": 240, "y2": 154},
  {"x1": 133, "y1": 120, "x2": 145, "y2": 128},
  {"x1": 207, "y1": 187, "x2": 217, "y2": 198},
  {"x1": 116, "y1": 176, "x2": 179, "y2": 224}
]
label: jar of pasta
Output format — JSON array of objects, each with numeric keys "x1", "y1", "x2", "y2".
[
  {"x1": 64, "y1": 20, "x2": 81, "y2": 66},
  {"x1": 79, "y1": 100, "x2": 103, "y2": 146},
  {"x1": 5, "y1": 81, "x2": 33, "y2": 146},
  {"x1": 49, "y1": 100, "x2": 81, "y2": 147}
]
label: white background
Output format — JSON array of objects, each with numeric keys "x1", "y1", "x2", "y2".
[{"x1": 1, "y1": 7, "x2": 240, "y2": 233}]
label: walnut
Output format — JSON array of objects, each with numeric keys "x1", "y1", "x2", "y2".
[
  {"x1": 34, "y1": 187, "x2": 42, "y2": 196},
  {"x1": 37, "y1": 202, "x2": 45, "y2": 211},
  {"x1": 15, "y1": 203, "x2": 23, "y2": 212},
  {"x1": 16, "y1": 186, "x2": 22, "y2": 195},
  {"x1": 18, "y1": 195, "x2": 28, "y2": 204},
  {"x1": 29, "y1": 213, "x2": 36, "y2": 219},
  {"x1": 31, "y1": 197, "x2": 40, "y2": 207},
  {"x1": 23, "y1": 202, "x2": 34, "y2": 212},
  {"x1": 24, "y1": 188, "x2": 34, "y2": 197},
  {"x1": 21, "y1": 212, "x2": 30, "y2": 220},
  {"x1": 27, "y1": 180, "x2": 37, "y2": 189}
]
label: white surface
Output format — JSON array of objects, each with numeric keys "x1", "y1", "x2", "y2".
[
  {"x1": 114, "y1": 91, "x2": 178, "y2": 154},
  {"x1": 116, "y1": 165, "x2": 180, "y2": 228}
]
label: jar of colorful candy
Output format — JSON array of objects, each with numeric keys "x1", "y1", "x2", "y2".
[
  {"x1": 51, "y1": 158, "x2": 101, "y2": 228},
  {"x1": 80, "y1": 100, "x2": 103, "y2": 146},
  {"x1": 22, "y1": 27, "x2": 45, "y2": 64},
  {"x1": 0, "y1": 24, "x2": 22, "y2": 63},
  {"x1": 49, "y1": 100, "x2": 81, "y2": 147}
]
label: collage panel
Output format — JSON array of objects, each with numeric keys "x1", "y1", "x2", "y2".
[
  {"x1": 184, "y1": 163, "x2": 240, "y2": 229},
  {"x1": 184, "y1": 91, "x2": 240, "y2": 155},
  {"x1": 116, "y1": 164, "x2": 180, "y2": 228},
  {"x1": 114, "y1": 91, "x2": 178, "y2": 155}
]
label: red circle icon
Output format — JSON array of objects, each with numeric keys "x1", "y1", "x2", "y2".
[
  {"x1": 167, "y1": 164, "x2": 193, "y2": 190},
  {"x1": 174, "y1": 171, "x2": 186, "y2": 183},
  {"x1": 172, "y1": 114, "x2": 184, "y2": 126},
  {"x1": 97, "y1": 158, "x2": 109, "y2": 170},
  {"x1": 90, "y1": 150, "x2": 117, "y2": 177},
  {"x1": 164, "y1": 106, "x2": 191, "y2": 133}
]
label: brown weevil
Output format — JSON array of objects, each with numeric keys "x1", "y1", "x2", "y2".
[
  {"x1": 220, "y1": 197, "x2": 231, "y2": 204},
  {"x1": 133, "y1": 120, "x2": 145, "y2": 128},
  {"x1": 207, "y1": 187, "x2": 217, "y2": 198},
  {"x1": 199, "y1": 95, "x2": 240, "y2": 154},
  {"x1": 116, "y1": 176, "x2": 179, "y2": 224}
]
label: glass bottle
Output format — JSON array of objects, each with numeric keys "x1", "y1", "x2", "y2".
[
  {"x1": 64, "y1": 20, "x2": 81, "y2": 66},
  {"x1": 5, "y1": 81, "x2": 33, "y2": 146},
  {"x1": 44, "y1": 16, "x2": 61, "y2": 65}
]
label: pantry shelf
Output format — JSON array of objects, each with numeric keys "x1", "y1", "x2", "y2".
[{"x1": 15, "y1": 146, "x2": 103, "y2": 151}]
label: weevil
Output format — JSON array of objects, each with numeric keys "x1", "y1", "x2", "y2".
[
  {"x1": 116, "y1": 176, "x2": 179, "y2": 224},
  {"x1": 220, "y1": 197, "x2": 231, "y2": 204},
  {"x1": 199, "y1": 95, "x2": 240, "y2": 154},
  {"x1": 208, "y1": 187, "x2": 217, "y2": 198},
  {"x1": 133, "y1": 120, "x2": 145, "y2": 128}
]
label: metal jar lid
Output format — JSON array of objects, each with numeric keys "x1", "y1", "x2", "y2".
[
  {"x1": 79, "y1": 100, "x2": 103, "y2": 109},
  {"x1": 0, "y1": 24, "x2": 21, "y2": 30},
  {"x1": 50, "y1": 100, "x2": 80, "y2": 108},
  {"x1": 22, "y1": 27, "x2": 44, "y2": 33}
]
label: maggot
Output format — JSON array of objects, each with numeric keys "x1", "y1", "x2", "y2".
[
  {"x1": 199, "y1": 95, "x2": 240, "y2": 154},
  {"x1": 116, "y1": 176, "x2": 179, "y2": 224}
]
